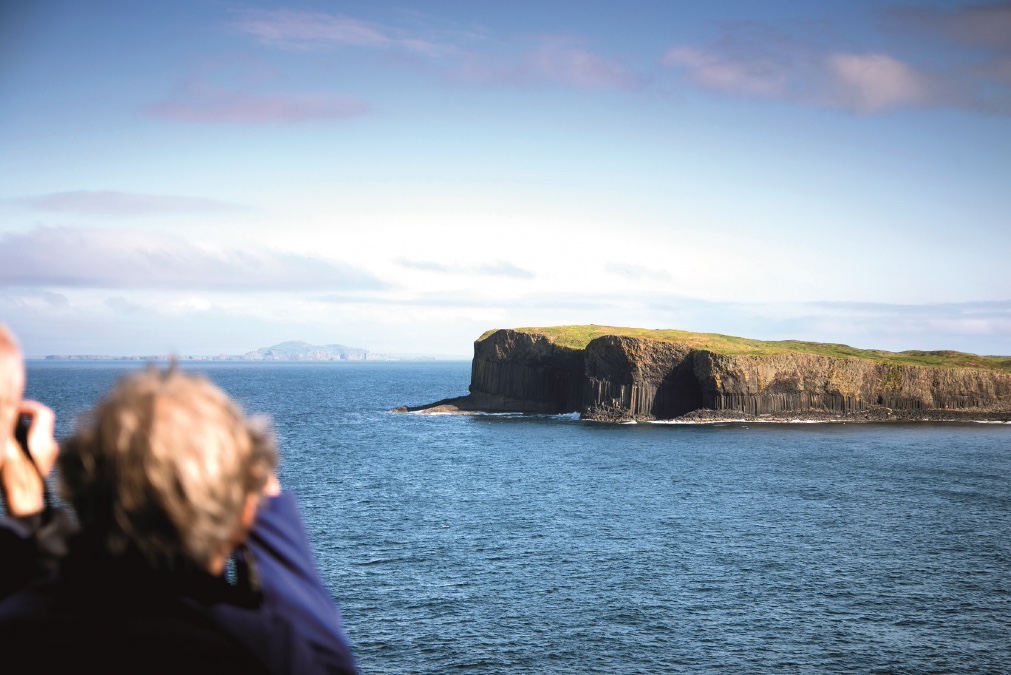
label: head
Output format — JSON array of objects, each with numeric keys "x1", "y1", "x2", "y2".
[
  {"x1": 59, "y1": 367, "x2": 277, "y2": 573},
  {"x1": 0, "y1": 324, "x2": 25, "y2": 438}
]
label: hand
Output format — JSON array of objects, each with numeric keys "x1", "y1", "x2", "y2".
[
  {"x1": 1, "y1": 400, "x2": 57, "y2": 517},
  {"x1": 263, "y1": 472, "x2": 281, "y2": 498},
  {"x1": 20, "y1": 401, "x2": 58, "y2": 477}
]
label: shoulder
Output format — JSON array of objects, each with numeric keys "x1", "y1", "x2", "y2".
[{"x1": 0, "y1": 574, "x2": 271, "y2": 675}]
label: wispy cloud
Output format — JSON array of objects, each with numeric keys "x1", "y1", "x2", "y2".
[
  {"x1": 397, "y1": 258, "x2": 534, "y2": 278},
  {"x1": 22, "y1": 191, "x2": 239, "y2": 216},
  {"x1": 665, "y1": 41, "x2": 938, "y2": 114},
  {"x1": 451, "y1": 36, "x2": 645, "y2": 90},
  {"x1": 0, "y1": 227, "x2": 387, "y2": 291},
  {"x1": 234, "y1": 9, "x2": 447, "y2": 56},
  {"x1": 663, "y1": 45, "x2": 790, "y2": 98},
  {"x1": 823, "y1": 52, "x2": 933, "y2": 113},
  {"x1": 475, "y1": 260, "x2": 534, "y2": 278},
  {"x1": 663, "y1": 30, "x2": 937, "y2": 114},
  {"x1": 0, "y1": 289, "x2": 70, "y2": 308},
  {"x1": 524, "y1": 37, "x2": 645, "y2": 90},
  {"x1": 792, "y1": 300, "x2": 1011, "y2": 352},
  {"x1": 606, "y1": 263, "x2": 670, "y2": 281},
  {"x1": 237, "y1": 10, "x2": 643, "y2": 92},
  {"x1": 813, "y1": 299, "x2": 1011, "y2": 321},
  {"x1": 397, "y1": 259, "x2": 452, "y2": 273},
  {"x1": 145, "y1": 59, "x2": 370, "y2": 124},
  {"x1": 663, "y1": 5, "x2": 1011, "y2": 115},
  {"x1": 147, "y1": 82, "x2": 370, "y2": 124}
]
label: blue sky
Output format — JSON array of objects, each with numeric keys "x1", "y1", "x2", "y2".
[{"x1": 2, "y1": 0, "x2": 1009, "y2": 357}]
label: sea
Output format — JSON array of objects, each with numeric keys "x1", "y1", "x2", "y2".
[{"x1": 23, "y1": 360, "x2": 1011, "y2": 673}]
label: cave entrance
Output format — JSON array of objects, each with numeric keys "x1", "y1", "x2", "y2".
[{"x1": 653, "y1": 365, "x2": 704, "y2": 419}]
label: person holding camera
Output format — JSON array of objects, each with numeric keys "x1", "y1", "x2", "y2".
[
  {"x1": 0, "y1": 325, "x2": 64, "y2": 600},
  {"x1": 0, "y1": 325, "x2": 357, "y2": 674}
]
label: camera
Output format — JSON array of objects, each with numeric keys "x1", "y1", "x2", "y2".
[{"x1": 15, "y1": 413, "x2": 32, "y2": 455}]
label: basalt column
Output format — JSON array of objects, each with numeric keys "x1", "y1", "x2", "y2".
[
  {"x1": 469, "y1": 329, "x2": 584, "y2": 414},
  {"x1": 582, "y1": 336, "x2": 703, "y2": 421},
  {"x1": 691, "y1": 351, "x2": 1011, "y2": 415}
]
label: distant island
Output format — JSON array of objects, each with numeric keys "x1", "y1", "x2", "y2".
[
  {"x1": 398, "y1": 325, "x2": 1011, "y2": 422},
  {"x1": 45, "y1": 340, "x2": 410, "y2": 362}
]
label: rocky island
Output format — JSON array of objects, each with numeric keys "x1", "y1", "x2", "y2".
[{"x1": 399, "y1": 326, "x2": 1011, "y2": 422}]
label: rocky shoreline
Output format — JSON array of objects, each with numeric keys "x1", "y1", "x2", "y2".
[
  {"x1": 395, "y1": 400, "x2": 1011, "y2": 424},
  {"x1": 655, "y1": 405, "x2": 1011, "y2": 424}
]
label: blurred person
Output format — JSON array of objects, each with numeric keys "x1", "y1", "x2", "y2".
[
  {"x1": 0, "y1": 324, "x2": 63, "y2": 599},
  {"x1": 0, "y1": 354, "x2": 357, "y2": 674}
]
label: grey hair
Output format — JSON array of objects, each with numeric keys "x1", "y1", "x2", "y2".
[{"x1": 59, "y1": 366, "x2": 278, "y2": 571}]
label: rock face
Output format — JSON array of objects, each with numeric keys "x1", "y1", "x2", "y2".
[
  {"x1": 418, "y1": 329, "x2": 1011, "y2": 421},
  {"x1": 583, "y1": 336, "x2": 702, "y2": 420},
  {"x1": 691, "y1": 351, "x2": 1011, "y2": 417},
  {"x1": 467, "y1": 330, "x2": 584, "y2": 413}
]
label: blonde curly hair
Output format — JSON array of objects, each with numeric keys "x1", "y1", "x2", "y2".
[{"x1": 59, "y1": 367, "x2": 277, "y2": 571}]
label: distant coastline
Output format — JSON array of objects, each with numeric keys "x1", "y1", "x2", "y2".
[{"x1": 41, "y1": 340, "x2": 429, "y2": 362}]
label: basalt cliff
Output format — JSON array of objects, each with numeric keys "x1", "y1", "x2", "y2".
[{"x1": 401, "y1": 326, "x2": 1011, "y2": 422}]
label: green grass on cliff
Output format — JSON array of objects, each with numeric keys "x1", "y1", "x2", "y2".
[{"x1": 477, "y1": 325, "x2": 1011, "y2": 373}]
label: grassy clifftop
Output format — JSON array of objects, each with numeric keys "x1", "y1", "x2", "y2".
[{"x1": 477, "y1": 325, "x2": 1011, "y2": 373}]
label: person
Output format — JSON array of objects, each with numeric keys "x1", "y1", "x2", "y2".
[
  {"x1": 0, "y1": 324, "x2": 63, "y2": 599},
  {"x1": 0, "y1": 327, "x2": 357, "y2": 674}
]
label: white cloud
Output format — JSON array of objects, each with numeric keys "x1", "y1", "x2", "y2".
[
  {"x1": 664, "y1": 41, "x2": 933, "y2": 113},
  {"x1": 523, "y1": 37, "x2": 645, "y2": 90},
  {"x1": 606, "y1": 263, "x2": 670, "y2": 281},
  {"x1": 449, "y1": 36, "x2": 646, "y2": 90},
  {"x1": 22, "y1": 191, "x2": 239, "y2": 216},
  {"x1": 397, "y1": 258, "x2": 533, "y2": 279},
  {"x1": 397, "y1": 258, "x2": 452, "y2": 273},
  {"x1": 662, "y1": 15, "x2": 1009, "y2": 115},
  {"x1": 0, "y1": 227, "x2": 387, "y2": 291},
  {"x1": 663, "y1": 46, "x2": 787, "y2": 97},
  {"x1": 824, "y1": 53, "x2": 931, "y2": 114},
  {"x1": 237, "y1": 9, "x2": 646, "y2": 93},
  {"x1": 475, "y1": 260, "x2": 534, "y2": 279},
  {"x1": 235, "y1": 9, "x2": 447, "y2": 56},
  {"x1": 147, "y1": 82, "x2": 370, "y2": 124}
]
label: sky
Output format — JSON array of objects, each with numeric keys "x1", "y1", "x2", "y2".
[{"x1": 1, "y1": 0, "x2": 1010, "y2": 358}]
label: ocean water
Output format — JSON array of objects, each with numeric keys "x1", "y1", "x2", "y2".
[{"x1": 24, "y1": 361, "x2": 1011, "y2": 673}]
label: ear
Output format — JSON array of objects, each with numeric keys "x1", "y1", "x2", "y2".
[{"x1": 236, "y1": 492, "x2": 261, "y2": 542}]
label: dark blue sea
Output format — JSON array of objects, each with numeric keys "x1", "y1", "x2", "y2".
[{"x1": 24, "y1": 361, "x2": 1011, "y2": 673}]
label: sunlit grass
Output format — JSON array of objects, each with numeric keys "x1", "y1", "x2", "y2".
[{"x1": 477, "y1": 325, "x2": 1011, "y2": 373}]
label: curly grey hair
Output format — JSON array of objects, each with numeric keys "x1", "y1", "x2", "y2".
[{"x1": 59, "y1": 367, "x2": 278, "y2": 571}]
